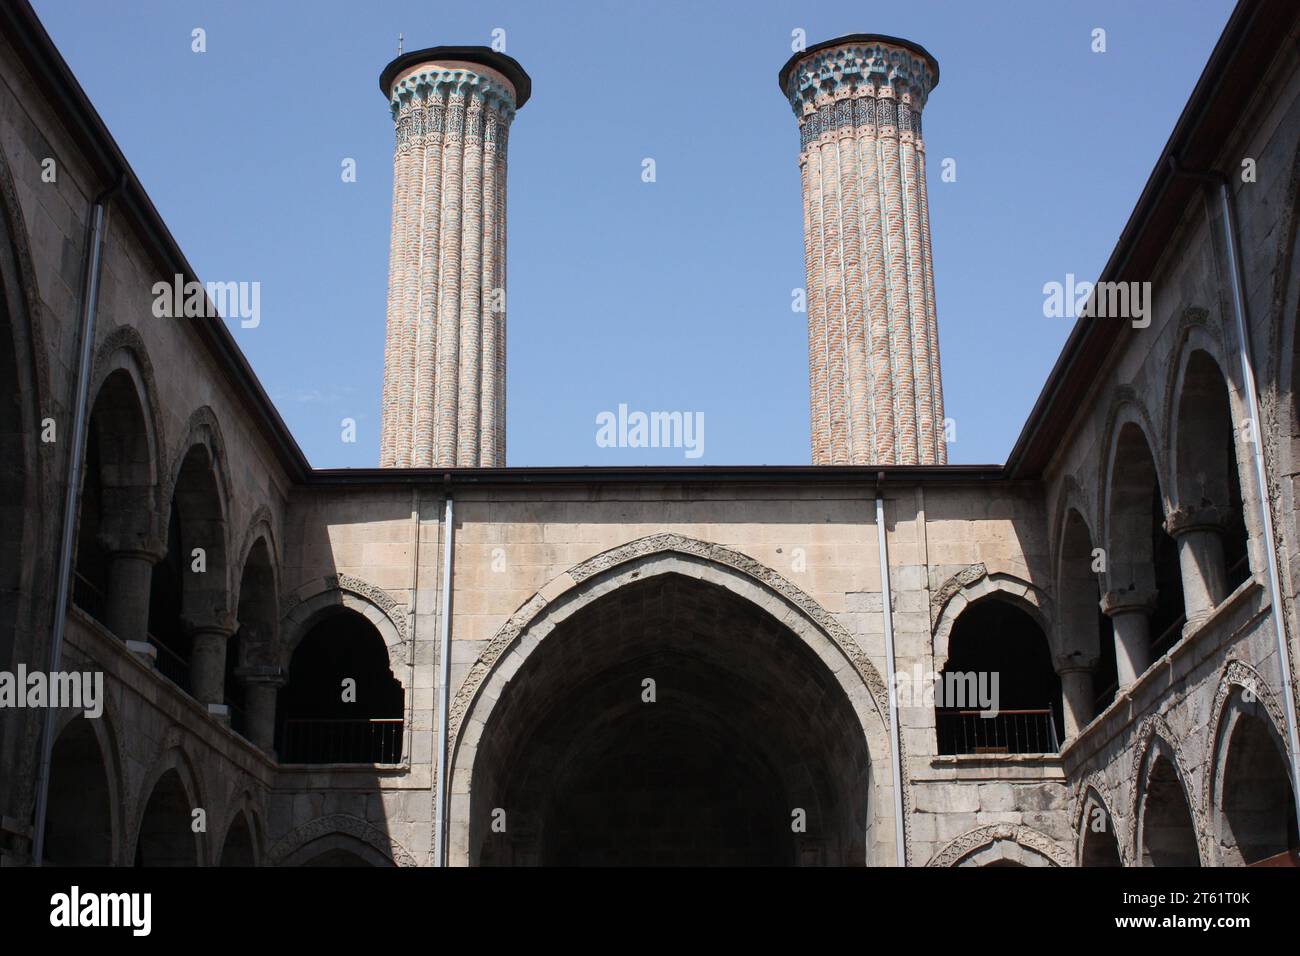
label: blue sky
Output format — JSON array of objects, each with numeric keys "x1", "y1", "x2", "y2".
[{"x1": 34, "y1": 0, "x2": 1235, "y2": 467}]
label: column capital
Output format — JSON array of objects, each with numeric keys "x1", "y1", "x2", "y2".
[
  {"x1": 98, "y1": 541, "x2": 167, "y2": 564},
  {"x1": 1164, "y1": 504, "x2": 1227, "y2": 537},
  {"x1": 183, "y1": 613, "x2": 237, "y2": 638},
  {"x1": 96, "y1": 531, "x2": 166, "y2": 563},
  {"x1": 1101, "y1": 589, "x2": 1156, "y2": 618},
  {"x1": 1054, "y1": 650, "x2": 1098, "y2": 675},
  {"x1": 235, "y1": 665, "x2": 286, "y2": 688}
]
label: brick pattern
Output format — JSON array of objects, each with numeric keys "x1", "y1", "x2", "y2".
[
  {"x1": 379, "y1": 66, "x2": 516, "y2": 467},
  {"x1": 787, "y1": 39, "x2": 947, "y2": 465}
]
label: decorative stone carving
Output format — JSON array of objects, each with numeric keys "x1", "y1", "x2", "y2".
[
  {"x1": 266, "y1": 813, "x2": 417, "y2": 867},
  {"x1": 930, "y1": 562, "x2": 987, "y2": 620},
  {"x1": 926, "y1": 823, "x2": 1072, "y2": 868}
]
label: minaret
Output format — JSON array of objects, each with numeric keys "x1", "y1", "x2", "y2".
[
  {"x1": 779, "y1": 36, "x2": 946, "y2": 466},
  {"x1": 378, "y1": 46, "x2": 530, "y2": 467}
]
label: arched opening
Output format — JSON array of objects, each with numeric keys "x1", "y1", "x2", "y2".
[
  {"x1": 135, "y1": 768, "x2": 199, "y2": 867},
  {"x1": 1217, "y1": 707, "x2": 1298, "y2": 865},
  {"x1": 219, "y1": 813, "x2": 256, "y2": 866},
  {"x1": 41, "y1": 716, "x2": 114, "y2": 865},
  {"x1": 936, "y1": 600, "x2": 1062, "y2": 754},
  {"x1": 1139, "y1": 753, "x2": 1200, "y2": 866},
  {"x1": 276, "y1": 608, "x2": 404, "y2": 764},
  {"x1": 278, "y1": 832, "x2": 398, "y2": 867},
  {"x1": 1107, "y1": 421, "x2": 1183, "y2": 664},
  {"x1": 468, "y1": 573, "x2": 873, "y2": 866},
  {"x1": 149, "y1": 444, "x2": 227, "y2": 692},
  {"x1": 231, "y1": 538, "x2": 277, "y2": 738},
  {"x1": 1174, "y1": 350, "x2": 1251, "y2": 599},
  {"x1": 74, "y1": 369, "x2": 154, "y2": 630},
  {"x1": 1059, "y1": 509, "x2": 1118, "y2": 719},
  {"x1": 1079, "y1": 794, "x2": 1123, "y2": 867}
]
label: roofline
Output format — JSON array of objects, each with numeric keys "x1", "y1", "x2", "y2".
[
  {"x1": 379, "y1": 45, "x2": 531, "y2": 108},
  {"x1": 1004, "y1": 0, "x2": 1287, "y2": 478},
  {"x1": 2, "y1": 0, "x2": 313, "y2": 482},
  {"x1": 305, "y1": 464, "x2": 1013, "y2": 489},
  {"x1": 778, "y1": 33, "x2": 941, "y2": 95}
]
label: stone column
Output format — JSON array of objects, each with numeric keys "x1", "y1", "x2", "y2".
[
  {"x1": 188, "y1": 618, "x2": 235, "y2": 709},
  {"x1": 237, "y1": 666, "x2": 284, "y2": 754},
  {"x1": 1101, "y1": 591, "x2": 1155, "y2": 688},
  {"x1": 780, "y1": 35, "x2": 946, "y2": 465},
  {"x1": 1056, "y1": 660, "x2": 1096, "y2": 739},
  {"x1": 1165, "y1": 505, "x2": 1229, "y2": 628},
  {"x1": 377, "y1": 47, "x2": 530, "y2": 468},
  {"x1": 102, "y1": 542, "x2": 163, "y2": 642}
]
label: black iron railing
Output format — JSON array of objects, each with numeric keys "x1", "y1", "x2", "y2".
[
  {"x1": 147, "y1": 633, "x2": 192, "y2": 693},
  {"x1": 936, "y1": 707, "x2": 1060, "y2": 755},
  {"x1": 1149, "y1": 613, "x2": 1188, "y2": 660},
  {"x1": 1093, "y1": 679, "x2": 1119, "y2": 717},
  {"x1": 280, "y1": 718, "x2": 404, "y2": 764},
  {"x1": 72, "y1": 572, "x2": 107, "y2": 623},
  {"x1": 224, "y1": 696, "x2": 248, "y2": 737}
]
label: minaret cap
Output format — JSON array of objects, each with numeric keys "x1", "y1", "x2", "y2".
[
  {"x1": 777, "y1": 33, "x2": 940, "y2": 95},
  {"x1": 379, "y1": 45, "x2": 532, "y2": 107}
]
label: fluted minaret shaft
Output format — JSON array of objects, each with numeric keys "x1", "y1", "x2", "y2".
[
  {"x1": 378, "y1": 48, "x2": 528, "y2": 467},
  {"x1": 781, "y1": 36, "x2": 946, "y2": 465}
]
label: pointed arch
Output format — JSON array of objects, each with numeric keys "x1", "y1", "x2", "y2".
[
  {"x1": 131, "y1": 746, "x2": 207, "y2": 867},
  {"x1": 1206, "y1": 660, "x2": 1298, "y2": 865},
  {"x1": 926, "y1": 823, "x2": 1072, "y2": 867},
  {"x1": 930, "y1": 564, "x2": 1054, "y2": 668},
  {"x1": 447, "y1": 533, "x2": 902, "y2": 866},
  {"x1": 266, "y1": 813, "x2": 416, "y2": 867},
  {"x1": 1131, "y1": 717, "x2": 1203, "y2": 866}
]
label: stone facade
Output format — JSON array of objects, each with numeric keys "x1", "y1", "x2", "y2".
[{"x1": 0, "y1": 1, "x2": 1298, "y2": 867}]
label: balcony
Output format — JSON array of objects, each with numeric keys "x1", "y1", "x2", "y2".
[
  {"x1": 936, "y1": 707, "x2": 1060, "y2": 755},
  {"x1": 279, "y1": 718, "x2": 404, "y2": 765}
]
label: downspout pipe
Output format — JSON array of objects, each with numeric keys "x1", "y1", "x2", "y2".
[
  {"x1": 32, "y1": 173, "x2": 125, "y2": 865},
  {"x1": 1169, "y1": 156, "x2": 1300, "y2": 844},
  {"x1": 874, "y1": 473, "x2": 908, "y2": 867},
  {"x1": 432, "y1": 489, "x2": 455, "y2": 865}
]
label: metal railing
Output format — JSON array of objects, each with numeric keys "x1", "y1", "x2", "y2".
[
  {"x1": 1093, "y1": 679, "x2": 1119, "y2": 717},
  {"x1": 147, "y1": 633, "x2": 192, "y2": 693},
  {"x1": 71, "y1": 571, "x2": 107, "y2": 623},
  {"x1": 280, "y1": 718, "x2": 404, "y2": 764},
  {"x1": 224, "y1": 695, "x2": 247, "y2": 737},
  {"x1": 1149, "y1": 613, "x2": 1189, "y2": 660},
  {"x1": 936, "y1": 707, "x2": 1060, "y2": 755}
]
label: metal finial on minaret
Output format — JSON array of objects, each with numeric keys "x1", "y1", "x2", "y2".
[
  {"x1": 376, "y1": 46, "x2": 532, "y2": 467},
  {"x1": 779, "y1": 35, "x2": 946, "y2": 466},
  {"x1": 398, "y1": 33, "x2": 403, "y2": 55}
]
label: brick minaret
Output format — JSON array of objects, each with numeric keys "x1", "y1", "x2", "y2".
[
  {"x1": 378, "y1": 47, "x2": 530, "y2": 467},
  {"x1": 780, "y1": 36, "x2": 946, "y2": 465}
]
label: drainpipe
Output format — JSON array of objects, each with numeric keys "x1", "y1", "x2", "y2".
[
  {"x1": 432, "y1": 489, "x2": 455, "y2": 865},
  {"x1": 874, "y1": 474, "x2": 908, "y2": 867},
  {"x1": 1169, "y1": 156, "x2": 1300, "y2": 843},
  {"x1": 32, "y1": 173, "x2": 125, "y2": 865}
]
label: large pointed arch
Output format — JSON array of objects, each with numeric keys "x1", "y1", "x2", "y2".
[{"x1": 446, "y1": 533, "x2": 902, "y2": 866}]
